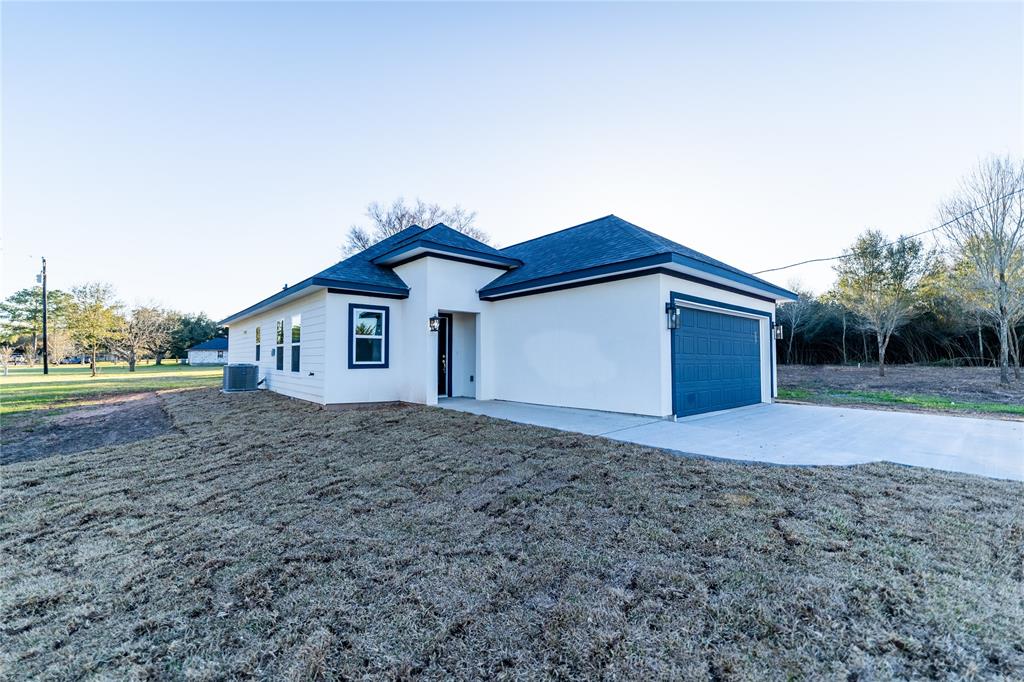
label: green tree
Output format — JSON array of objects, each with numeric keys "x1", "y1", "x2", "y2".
[
  {"x1": 170, "y1": 313, "x2": 223, "y2": 359},
  {"x1": 67, "y1": 283, "x2": 122, "y2": 377},
  {"x1": 835, "y1": 230, "x2": 932, "y2": 377},
  {"x1": 0, "y1": 286, "x2": 72, "y2": 365}
]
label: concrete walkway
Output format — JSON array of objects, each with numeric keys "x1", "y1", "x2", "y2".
[{"x1": 440, "y1": 398, "x2": 1024, "y2": 482}]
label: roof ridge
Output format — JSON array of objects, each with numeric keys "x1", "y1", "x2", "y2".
[{"x1": 499, "y1": 214, "x2": 618, "y2": 252}]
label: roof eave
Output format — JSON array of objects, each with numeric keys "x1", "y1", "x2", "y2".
[
  {"x1": 220, "y1": 277, "x2": 409, "y2": 325},
  {"x1": 371, "y1": 239, "x2": 522, "y2": 268},
  {"x1": 479, "y1": 252, "x2": 796, "y2": 302}
]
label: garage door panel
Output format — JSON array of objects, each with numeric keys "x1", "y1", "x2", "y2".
[{"x1": 673, "y1": 307, "x2": 762, "y2": 417}]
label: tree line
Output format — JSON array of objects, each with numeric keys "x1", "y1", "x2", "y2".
[
  {"x1": 0, "y1": 282, "x2": 224, "y2": 376},
  {"x1": 777, "y1": 156, "x2": 1024, "y2": 386}
]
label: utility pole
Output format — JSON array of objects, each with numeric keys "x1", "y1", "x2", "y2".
[{"x1": 40, "y1": 257, "x2": 49, "y2": 375}]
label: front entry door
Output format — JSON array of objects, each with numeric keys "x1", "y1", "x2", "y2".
[{"x1": 437, "y1": 313, "x2": 452, "y2": 397}]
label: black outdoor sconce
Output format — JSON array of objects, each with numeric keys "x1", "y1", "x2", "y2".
[
  {"x1": 774, "y1": 322, "x2": 784, "y2": 340},
  {"x1": 429, "y1": 316, "x2": 441, "y2": 332},
  {"x1": 665, "y1": 303, "x2": 680, "y2": 330}
]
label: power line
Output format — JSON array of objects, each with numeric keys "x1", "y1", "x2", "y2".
[{"x1": 752, "y1": 186, "x2": 1024, "y2": 275}]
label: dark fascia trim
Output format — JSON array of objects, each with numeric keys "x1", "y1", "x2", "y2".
[
  {"x1": 480, "y1": 266, "x2": 777, "y2": 303},
  {"x1": 386, "y1": 250, "x2": 516, "y2": 271},
  {"x1": 668, "y1": 291, "x2": 776, "y2": 406},
  {"x1": 327, "y1": 287, "x2": 408, "y2": 300},
  {"x1": 372, "y1": 239, "x2": 522, "y2": 268},
  {"x1": 348, "y1": 303, "x2": 390, "y2": 369},
  {"x1": 220, "y1": 277, "x2": 408, "y2": 325},
  {"x1": 479, "y1": 253, "x2": 795, "y2": 301},
  {"x1": 669, "y1": 292, "x2": 774, "y2": 322}
]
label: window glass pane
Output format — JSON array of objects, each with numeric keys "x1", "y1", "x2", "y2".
[
  {"x1": 276, "y1": 345, "x2": 284, "y2": 370},
  {"x1": 255, "y1": 345, "x2": 260, "y2": 361},
  {"x1": 255, "y1": 327, "x2": 261, "y2": 344},
  {"x1": 291, "y1": 315, "x2": 301, "y2": 343},
  {"x1": 291, "y1": 345, "x2": 300, "y2": 372},
  {"x1": 355, "y1": 338, "x2": 382, "y2": 363},
  {"x1": 276, "y1": 321, "x2": 284, "y2": 344},
  {"x1": 355, "y1": 311, "x2": 382, "y2": 336}
]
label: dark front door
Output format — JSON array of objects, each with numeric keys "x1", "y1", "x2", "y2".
[
  {"x1": 437, "y1": 313, "x2": 452, "y2": 397},
  {"x1": 672, "y1": 307, "x2": 761, "y2": 417}
]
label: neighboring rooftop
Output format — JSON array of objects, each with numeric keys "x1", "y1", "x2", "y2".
[{"x1": 189, "y1": 337, "x2": 228, "y2": 351}]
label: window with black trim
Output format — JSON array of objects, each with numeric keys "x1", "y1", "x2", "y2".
[
  {"x1": 349, "y1": 304, "x2": 388, "y2": 368},
  {"x1": 290, "y1": 314, "x2": 301, "y2": 372},
  {"x1": 275, "y1": 320, "x2": 284, "y2": 370},
  {"x1": 255, "y1": 326, "x2": 261, "y2": 361}
]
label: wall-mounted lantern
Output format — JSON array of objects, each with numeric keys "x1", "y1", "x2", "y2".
[
  {"x1": 665, "y1": 303, "x2": 680, "y2": 330},
  {"x1": 774, "y1": 322, "x2": 784, "y2": 340},
  {"x1": 429, "y1": 316, "x2": 441, "y2": 332}
]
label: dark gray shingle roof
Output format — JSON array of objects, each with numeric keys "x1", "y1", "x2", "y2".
[
  {"x1": 479, "y1": 215, "x2": 791, "y2": 298},
  {"x1": 189, "y1": 337, "x2": 228, "y2": 351}
]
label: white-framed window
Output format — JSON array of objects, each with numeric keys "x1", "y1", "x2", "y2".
[
  {"x1": 255, "y1": 326, "x2": 261, "y2": 361},
  {"x1": 349, "y1": 304, "x2": 388, "y2": 368},
  {"x1": 290, "y1": 314, "x2": 301, "y2": 372},
  {"x1": 275, "y1": 320, "x2": 284, "y2": 370}
]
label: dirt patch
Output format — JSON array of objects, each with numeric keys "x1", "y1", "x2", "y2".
[
  {"x1": 1, "y1": 389, "x2": 1022, "y2": 679},
  {"x1": 1, "y1": 392, "x2": 173, "y2": 465},
  {"x1": 780, "y1": 365, "x2": 1024, "y2": 404}
]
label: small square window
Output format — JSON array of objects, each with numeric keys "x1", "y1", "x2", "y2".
[{"x1": 349, "y1": 304, "x2": 388, "y2": 368}]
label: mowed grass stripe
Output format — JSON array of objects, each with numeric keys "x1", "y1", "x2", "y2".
[
  {"x1": 778, "y1": 387, "x2": 1024, "y2": 416},
  {"x1": 0, "y1": 364, "x2": 221, "y2": 414},
  {"x1": 1, "y1": 388, "x2": 1021, "y2": 679}
]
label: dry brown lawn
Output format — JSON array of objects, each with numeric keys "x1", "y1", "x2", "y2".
[{"x1": 2, "y1": 389, "x2": 1023, "y2": 680}]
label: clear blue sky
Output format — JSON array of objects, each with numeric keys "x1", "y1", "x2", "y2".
[{"x1": 3, "y1": 2, "x2": 1021, "y2": 320}]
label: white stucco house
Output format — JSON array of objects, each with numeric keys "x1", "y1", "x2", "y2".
[
  {"x1": 187, "y1": 337, "x2": 229, "y2": 365},
  {"x1": 220, "y1": 216, "x2": 796, "y2": 418}
]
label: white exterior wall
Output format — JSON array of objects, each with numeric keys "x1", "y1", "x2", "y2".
[
  {"x1": 451, "y1": 312, "x2": 477, "y2": 398},
  {"x1": 224, "y1": 261, "x2": 779, "y2": 417},
  {"x1": 188, "y1": 349, "x2": 227, "y2": 365},
  {"x1": 318, "y1": 257, "x2": 498, "y2": 405},
  {"x1": 486, "y1": 275, "x2": 666, "y2": 416},
  {"x1": 226, "y1": 290, "x2": 327, "y2": 404},
  {"x1": 323, "y1": 292, "x2": 407, "y2": 404},
  {"x1": 392, "y1": 257, "x2": 497, "y2": 406},
  {"x1": 657, "y1": 273, "x2": 777, "y2": 415}
]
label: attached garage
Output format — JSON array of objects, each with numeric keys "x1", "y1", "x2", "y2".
[{"x1": 672, "y1": 305, "x2": 764, "y2": 417}]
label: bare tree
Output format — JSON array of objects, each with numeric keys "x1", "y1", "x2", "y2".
[
  {"x1": 112, "y1": 306, "x2": 176, "y2": 372},
  {"x1": 836, "y1": 230, "x2": 931, "y2": 377},
  {"x1": 45, "y1": 327, "x2": 76, "y2": 366},
  {"x1": 775, "y1": 282, "x2": 817, "y2": 364},
  {"x1": 342, "y1": 198, "x2": 488, "y2": 256},
  {"x1": 0, "y1": 345, "x2": 12, "y2": 376},
  {"x1": 940, "y1": 156, "x2": 1024, "y2": 385},
  {"x1": 22, "y1": 342, "x2": 38, "y2": 368}
]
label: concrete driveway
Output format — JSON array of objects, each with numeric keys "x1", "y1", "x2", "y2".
[{"x1": 440, "y1": 399, "x2": 1024, "y2": 482}]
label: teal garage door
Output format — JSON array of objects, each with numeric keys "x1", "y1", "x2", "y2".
[{"x1": 672, "y1": 307, "x2": 761, "y2": 417}]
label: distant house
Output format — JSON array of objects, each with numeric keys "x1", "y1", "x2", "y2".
[
  {"x1": 187, "y1": 337, "x2": 228, "y2": 365},
  {"x1": 220, "y1": 215, "x2": 796, "y2": 417}
]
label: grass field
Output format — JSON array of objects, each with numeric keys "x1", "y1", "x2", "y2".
[
  {"x1": 779, "y1": 365, "x2": 1024, "y2": 418},
  {"x1": 778, "y1": 387, "x2": 1024, "y2": 416},
  {"x1": 2, "y1": 388, "x2": 1021, "y2": 679},
  {"x1": 0, "y1": 363, "x2": 222, "y2": 415}
]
